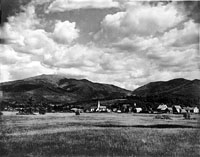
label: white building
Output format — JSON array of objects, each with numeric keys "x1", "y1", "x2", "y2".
[{"x1": 193, "y1": 107, "x2": 199, "y2": 113}]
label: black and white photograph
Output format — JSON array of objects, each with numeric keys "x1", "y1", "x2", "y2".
[{"x1": 0, "y1": 0, "x2": 200, "y2": 156}]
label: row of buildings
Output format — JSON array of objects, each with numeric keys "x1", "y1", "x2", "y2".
[
  {"x1": 156, "y1": 104, "x2": 199, "y2": 114},
  {"x1": 73, "y1": 101, "x2": 199, "y2": 114}
]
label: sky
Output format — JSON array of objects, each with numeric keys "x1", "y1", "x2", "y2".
[{"x1": 0, "y1": 0, "x2": 199, "y2": 90}]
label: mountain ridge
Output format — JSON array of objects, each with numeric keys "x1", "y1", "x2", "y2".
[
  {"x1": 0, "y1": 75, "x2": 199, "y2": 106},
  {"x1": 132, "y1": 78, "x2": 200, "y2": 106},
  {"x1": 0, "y1": 74, "x2": 130, "y2": 103}
]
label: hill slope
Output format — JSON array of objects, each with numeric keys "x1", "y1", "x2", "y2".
[
  {"x1": 132, "y1": 78, "x2": 200, "y2": 106},
  {"x1": 0, "y1": 74, "x2": 130, "y2": 103}
]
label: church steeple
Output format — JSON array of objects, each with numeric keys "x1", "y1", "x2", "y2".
[{"x1": 97, "y1": 100, "x2": 100, "y2": 111}]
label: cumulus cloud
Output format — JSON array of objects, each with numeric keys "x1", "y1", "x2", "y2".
[
  {"x1": 47, "y1": 0, "x2": 119, "y2": 12},
  {"x1": 42, "y1": 44, "x2": 103, "y2": 69},
  {"x1": 122, "y1": 4, "x2": 184, "y2": 35},
  {"x1": 52, "y1": 20, "x2": 79, "y2": 44},
  {"x1": 0, "y1": 2, "x2": 54, "y2": 81},
  {"x1": 0, "y1": 4, "x2": 56, "y2": 58},
  {"x1": 0, "y1": 45, "x2": 30, "y2": 65},
  {"x1": 163, "y1": 20, "x2": 199, "y2": 47},
  {"x1": 96, "y1": 2, "x2": 184, "y2": 43},
  {"x1": 1, "y1": 5, "x2": 40, "y2": 45}
]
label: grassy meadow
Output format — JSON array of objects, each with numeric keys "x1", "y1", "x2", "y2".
[{"x1": 0, "y1": 112, "x2": 200, "y2": 157}]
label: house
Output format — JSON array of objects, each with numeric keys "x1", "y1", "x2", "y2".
[
  {"x1": 193, "y1": 107, "x2": 199, "y2": 113},
  {"x1": 71, "y1": 108, "x2": 79, "y2": 112},
  {"x1": 157, "y1": 104, "x2": 168, "y2": 113},
  {"x1": 89, "y1": 106, "x2": 97, "y2": 112},
  {"x1": 182, "y1": 106, "x2": 199, "y2": 113},
  {"x1": 134, "y1": 107, "x2": 142, "y2": 113},
  {"x1": 107, "y1": 109, "x2": 111, "y2": 113},
  {"x1": 112, "y1": 108, "x2": 118, "y2": 112},
  {"x1": 71, "y1": 108, "x2": 83, "y2": 113},
  {"x1": 172, "y1": 105, "x2": 182, "y2": 114},
  {"x1": 187, "y1": 106, "x2": 200, "y2": 113},
  {"x1": 117, "y1": 109, "x2": 122, "y2": 113}
]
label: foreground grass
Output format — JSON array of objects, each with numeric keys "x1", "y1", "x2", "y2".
[
  {"x1": 0, "y1": 113, "x2": 200, "y2": 157},
  {"x1": 1, "y1": 128, "x2": 200, "y2": 156}
]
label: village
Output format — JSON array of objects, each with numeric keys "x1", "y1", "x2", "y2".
[{"x1": 1, "y1": 98, "x2": 199, "y2": 118}]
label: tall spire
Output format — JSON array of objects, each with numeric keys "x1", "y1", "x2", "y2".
[{"x1": 97, "y1": 100, "x2": 100, "y2": 110}]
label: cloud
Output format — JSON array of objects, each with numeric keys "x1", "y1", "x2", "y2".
[
  {"x1": 0, "y1": 0, "x2": 32, "y2": 25},
  {"x1": 0, "y1": 3, "x2": 56, "y2": 57},
  {"x1": 174, "y1": 1, "x2": 200, "y2": 23},
  {"x1": 111, "y1": 36, "x2": 159, "y2": 55},
  {"x1": 9, "y1": 61, "x2": 54, "y2": 80},
  {"x1": 1, "y1": 5, "x2": 40, "y2": 45},
  {"x1": 47, "y1": 0, "x2": 119, "y2": 12},
  {"x1": 0, "y1": 45, "x2": 30, "y2": 65},
  {"x1": 163, "y1": 20, "x2": 199, "y2": 47},
  {"x1": 0, "y1": 61, "x2": 55, "y2": 82},
  {"x1": 0, "y1": 65, "x2": 11, "y2": 82},
  {"x1": 147, "y1": 46, "x2": 199, "y2": 71},
  {"x1": 52, "y1": 20, "x2": 79, "y2": 44},
  {"x1": 96, "y1": 2, "x2": 184, "y2": 43},
  {"x1": 32, "y1": 0, "x2": 53, "y2": 5}
]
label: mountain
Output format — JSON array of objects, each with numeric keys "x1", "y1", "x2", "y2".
[
  {"x1": 132, "y1": 78, "x2": 200, "y2": 106},
  {"x1": 0, "y1": 74, "x2": 130, "y2": 103}
]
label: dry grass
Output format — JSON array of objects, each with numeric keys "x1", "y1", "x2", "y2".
[{"x1": 0, "y1": 112, "x2": 200, "y2": 157}]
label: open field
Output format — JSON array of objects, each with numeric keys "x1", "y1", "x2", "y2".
[{"x1": 0, "y1": 112, "x2": 200, "y2": 157}]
